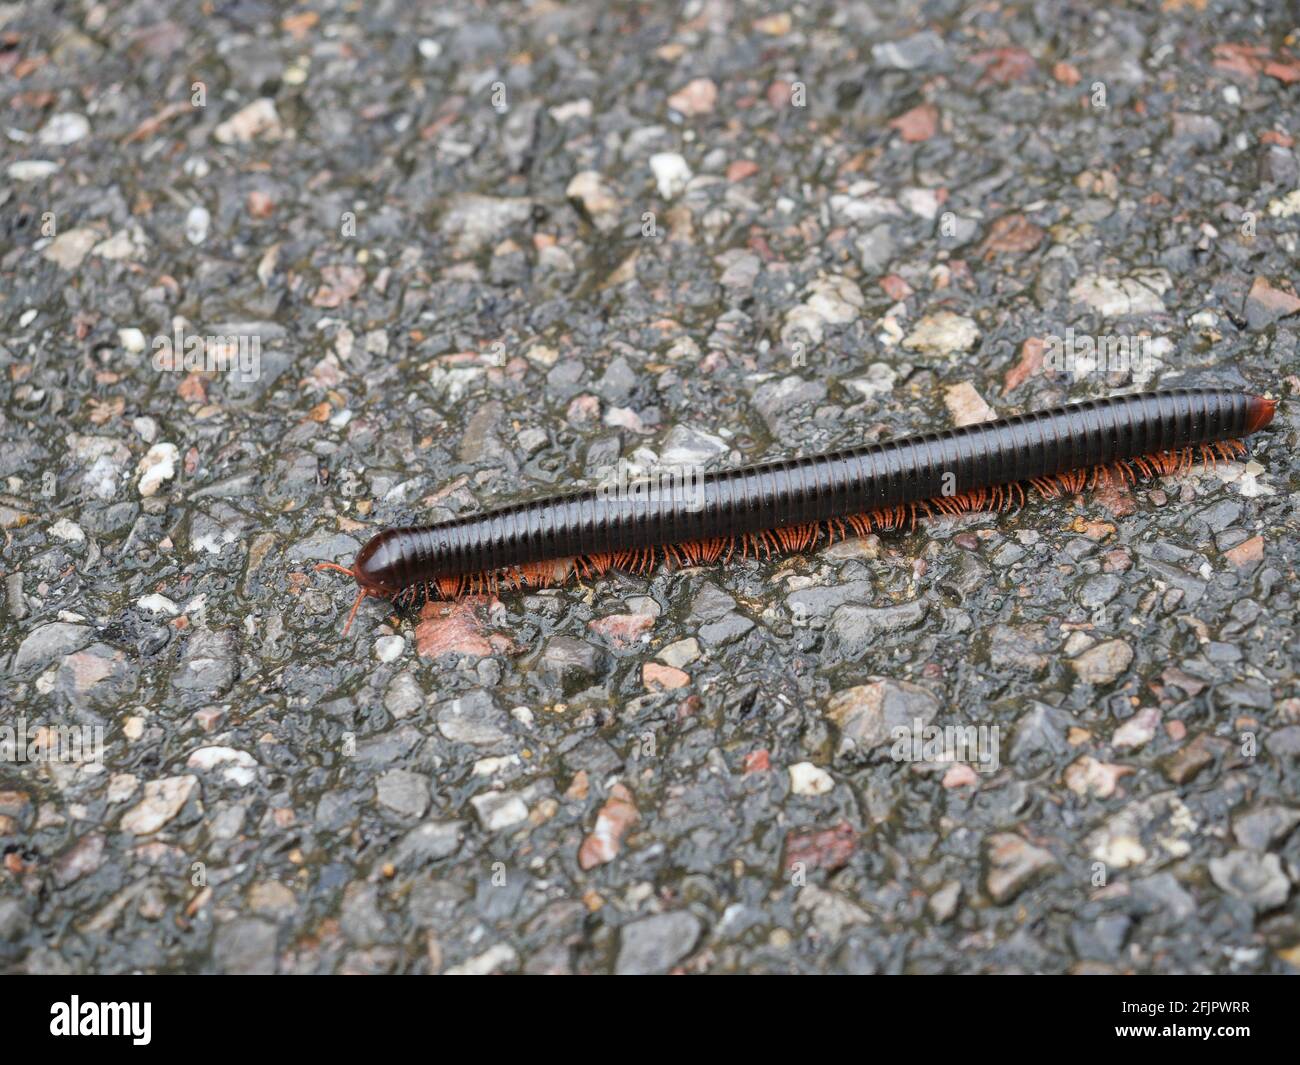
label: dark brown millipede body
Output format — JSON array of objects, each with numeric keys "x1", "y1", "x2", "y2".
[{"x1": 318, "y1": 388, "x2": 1277, "y2": 633}]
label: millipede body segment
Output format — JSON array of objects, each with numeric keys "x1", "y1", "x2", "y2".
[{"x1": 318, "y1": 388, "x2": 1276, "y2": 632}]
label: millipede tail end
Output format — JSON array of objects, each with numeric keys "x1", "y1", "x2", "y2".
[{"x1": 1246, "y1": 394, "x2": 1278, "y2": 434}]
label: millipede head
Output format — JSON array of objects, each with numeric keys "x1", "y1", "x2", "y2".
[{"x1": 314, "y1": 529, "x2": 411, "y2": 635}]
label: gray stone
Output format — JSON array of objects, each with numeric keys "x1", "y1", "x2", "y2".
[
  {"x1": 928, "y1": 881, "x2": 961, "y2": 922},
  {"x1": 596, "y1": 356, "x2": 638, "y2": 403},
  {"x1": 698, "y1": 613, "x2": 754, "y2": 646},
  {"x1": 391, "y1": 821, "x2": 466, "y2": 868},
  {"x1": 1171, "y1": 112, "x2": 1223, "y2": 152},
  {"x1": 985, "y1": 833, "x2": 1058, "y2": 904},
  {"x1": 470, "y1": 789, "x2": 529, "y2": 831},
  {"x1": 717, "y1": 249, "x2": 761, "y2": 291},
  {"x1": 826, "y1": 678, "x2": 940, "y2": 755},
  {"x1": 1260, "y1": 144, "x2": 1299, "y2": 187},
  {"x1": 174, "y1": 629, "x2": 238, "y2": 696},
  {"x1": 786, "y1": 581, "x2": 872, "y2": 621},
  {"x1": 212, "y1": 917, "x2": 278, "y2": 974},
  {"x1": 341, "y1": 882, "x2": 391, "y2": 946},
  {"x1": 855, "y1": 223, "x2": 898, "y2": 273},
  {"x1": 794, "y1": 884, "x2": 872, "y2": 939},
  {"x1": 829, "y1": 600, "x2": 927, "y2": 658},
  {"x1": 657, "y1": 638, "x2": 700, "y2": 669},
  {"x1": 52, "y1": 833, "x2": 105, "y2": 887},
  {"x1": 56, "y1": 642, "x2": 139, "y2": 709},
  {"x1": 1070, "y1": 639, "x2": 1133, "y2": 685},
  {"x1": 1078, "y1": 575, "x2": 1122, "y2": 609},
  {"x1": 376, "y1": 769, "x2": 430, "y2": 818},
  {"x1": 1232, "y1": 806, "x2": 1300, "y2": 851},
  {"x1": 539, "y1": 636, "x2": 606, "y2": 694},
  {"x1": 436, "y1": 690, "x2": 509, "y2": 746},
  {"x1": 439, "y1": 194, "x2": 534, "y2": 254},
  {"x1": 1131, "y1": 872, "x2": 1197, "y2": 922},
  {"x1": 1208, "y1": 851, "x2": 1290, "y2": 911},
  {"x1": 989, "y1": 624, "x2": 1051, "y2": 674},
  {"x1": 0, "y1": 898, "x2": 31, "y2": 942},
  {"x1": 751, "y1": 376, "x2": 828, "y2": 426},
  {"x1": 659, "y1": 425, "x2": 728, "y2": 466},
  {"x1": 14, "y1": 622, "x2": 90, "y2": 672},
  {"x1": 383, "y1": 672, "x2": 425, "y2": 719},
  {"x1": 615, "y1": 911, "x2": 702, "y2": 974},
  {"x1": 1009, "y1": 702, "x2": 1076, "y2": 762},
  {"x1": 871, "y1": 30, "x2": 949, "y2": 71},
  {"x1": 1070, "y1": 915, "x2": 1131, "y2": 961},
  {"x1": 690, "y1": 584, "x2": 737, "y2": 623},
  {"x1": 1258, "y1": 723, "x2": 1300, "y2": 759}
]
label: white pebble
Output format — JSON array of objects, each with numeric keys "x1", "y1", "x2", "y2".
[
  {"x1": 132, "y1": 416, "x2": 159, "y2": 443},
  {"x1": 185, "y1": 205, "x2": 210, "y2": 245},
  {"x1": 374, "y1": 635, "x2": 405, "y2": 662},
  {"x1": 789, "y1": 761, "x2": 835, "y2": 796},
  {"x1": 213, "y1": 98, "x2": 283, "y2": 145},
  {"x1": 900, "y1": 187, "x2": 941, "y2": 219},
  {"x1": 137, "y1": 442, "x2": 180, "y2": 497},
  {"x1": 472, "y1": 754, "x2": 521, "y2": 776},
  {"x1": 650, "y1": 152, "x2": 692, "y2": 199},
  {"x1": 50, "y1": 518, "x2": 85, "y2": 543},
  {"x1": 93, "y1": 230, "x2": 138, "y2": 261},
  {"x1": 38, "y1": 112, "x2": 90, "y2": 146},
  {"x1": 7, "y1": 160, "x2": 60, "y2": 181},
  {"x1": 107, "y1": 774, "x2": 138, "y2": 803},
  {"x1": 138, "y1": 593, "x2": 179, "y2": 616},
  {"x1": 186, "y1": 746, "x2": 256, "y2": 771}
]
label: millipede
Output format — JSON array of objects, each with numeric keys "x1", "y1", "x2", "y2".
[{"x1": 317, "y1": 387, "x2": 1277, "y2": 634}]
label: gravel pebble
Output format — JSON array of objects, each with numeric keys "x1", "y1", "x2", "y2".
[{"x1": 615, "y1": 912, "x2": 701, "y2": 975}]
